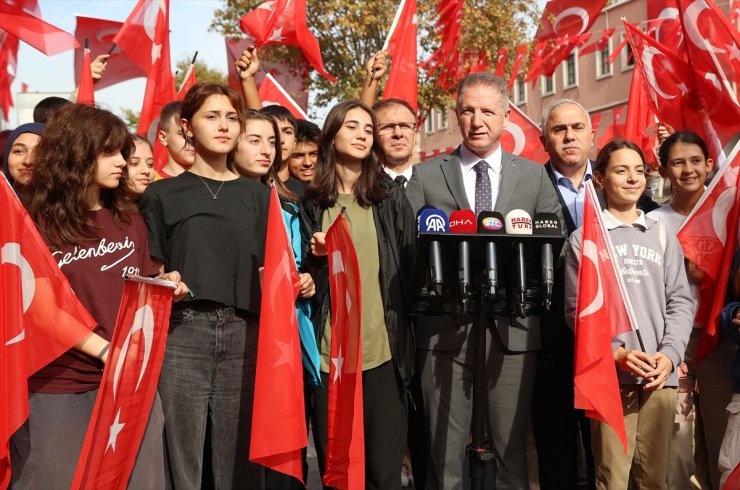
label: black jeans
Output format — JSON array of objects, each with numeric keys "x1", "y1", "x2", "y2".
[{"x1": 158, "y1": 301, "x2": 264, "y2": 490}]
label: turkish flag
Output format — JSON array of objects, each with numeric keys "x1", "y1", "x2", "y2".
[
  {"x1": 77, "y1": 47, "x2": 95, "y2": 106},
  {"x1": 420, "y1": 0, "x2": 463, "y2": 81},
  {"x1": 676, "y1": 0, "x2": 740, "y2": 144},
  {"x1": 74, "y1": 16, "x2": 145, "y2": 90},
  {"x1": 239, "y1": 0, "x2": 336, "y2": 82},
  {"x1": 323, "y1": 213, "x2": 364, "y2": 489},
  {"x1": 647, "y1": 1, "x2": 685, "y2": 54},
  {"x1": 382, "y1": 0, "x2": 418, "y2": 112},
  {"x1": 579, "y1": 28, "x2": 615, "y2": 56},
  {"x1": 71, "y1": 277, "x2": 173, "y2": 489},
  {"x1": 0, "y1": 31, "x2": 18, "y2": 121},
  {"x1": 725, "y1": 461, "x2": 740, "y2": 490},
  {"x1": 597, "y1": 107, "x2": 625, "y2": 150},
  {"x1": 501, "y1": 103, "x2": 549, "y2": 164},
  {"x1": 677, "y1": 140, "x2": 740, "y2": 363},
  {"x1": 259, "y1": 73, "x2": 308, "y2": 120},
  {"x1": 225, "y1": 37, "x2": 252, "y2": 91},
  {"x1": 494, "y1": 47, "x2": 507, "y2": 76},
  {"x1": 0, "y1": 174, "x2": 96, "y2": 487},
  {"x1": 114, "y1": 0, "x2": 175, "y2": 137},
  {"x1": 175, "y1": 63, "x2": 196, "y2": 101},
  {"x1": 623, "y1": 67, "x2": 656, "y2": 165},
  {"x1": 0, "y1": 0, "x2": 78, "y2": 56},
  {"x1": 507, "y1": 44, "x2": 529, "y2": 91},
  {"x1": 573, "y1": 182, "x2": 636, "y2": 452},
  {"x1": 535, "y1": 0, "x2": 607, "y2": 41},
  {"x1": 249, "y1": 186, "x2": 306, "y2": 483}
]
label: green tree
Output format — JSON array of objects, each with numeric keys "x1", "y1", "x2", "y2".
[
  {"x1": 210, "y1": 0, "x2": 540, "y2": 115},
  {"x1": 174, "y1": 56, "x2": 228, "y2": 88},
  {"x1": 121, "y1": 107, "x2": 139, "y2": 130}
]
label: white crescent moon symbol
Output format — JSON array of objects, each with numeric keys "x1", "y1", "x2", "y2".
[
  {"x1": 642, "y1": 47, "x2": 676, "y2": 100},
  {"x1": 331, "y1": 250, "x2": 345, "y2": 276},
  {"x1": 685, "y1": 0, "x2": 725, "y2": 54},
  {"x1": 654, "y1": 8, "x2": 681, "y2": 45},
  {"x1": 552, "y1": 7, "x2": 590, "y2": 36},
  {"x1": 712, "y1": 187, "x2": 735, "y2": 246},
  {"x1": 578, "y1": 240, "x2": 604, "y2": 318},
  {"x1": 112, "y1": 305, "x2": 155, "y2": 400},
  {"x1": 504, "y1": 122, "x2": 526, "y2": 156},
  {"x1": 143, "y1": 0, "x2": 166, "y2": 41},
  {"x1": 705, "y1": 72, "x2": 721, "y2": 91},
  {"x1": 2, "y1": 242, "x2": 36, "y2": 346}
]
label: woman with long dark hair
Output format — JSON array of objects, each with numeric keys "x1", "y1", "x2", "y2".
[
  {"x1": 11, "y1": 104, "x2": 176, "y2": 488},
  {"x1": 140, "y1": 82, "x2": 269, "y2": 489},
  {"x1": 302, "y1": 100, "x2": 416, "y2": 489}
]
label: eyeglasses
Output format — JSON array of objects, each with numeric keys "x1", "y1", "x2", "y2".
[{"x1": 377, "y1": 122, "x2": 417, "y2": 135}]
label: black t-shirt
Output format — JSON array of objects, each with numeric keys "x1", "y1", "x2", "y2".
[
  {"x1": 284, "y1": 176, "x2": 306, "y2": 197},
  {"x1": 139, "y1": 171, "x2": 269, "y2": 313}
]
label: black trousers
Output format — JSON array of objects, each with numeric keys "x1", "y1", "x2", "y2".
[{"x1": 312, "y1": 360, "x2": 408, "y2": 490}]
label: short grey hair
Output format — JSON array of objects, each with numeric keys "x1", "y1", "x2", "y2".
[
  {"x1": 540, "y1": 99, "x2": 591, "y2": 132},
  {"x1": 456, "y1": 73, "x2": 510, "y2": 112}
]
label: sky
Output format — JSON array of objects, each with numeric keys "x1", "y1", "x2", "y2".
[{"x1": 7, "y1": 0, "x2": 231, "y2": 127}]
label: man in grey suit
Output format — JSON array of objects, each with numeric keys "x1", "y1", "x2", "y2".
[{"x1": 405, "y1": 73, "x2": 564, "y2": 490}]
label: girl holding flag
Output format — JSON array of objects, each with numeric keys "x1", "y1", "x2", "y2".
[
  {"x1": 564, "y1": 138, "x2": 694, "y2": 489},
  {"x1": 302, "y1": 100, "x2": 416, "y2": 489}
]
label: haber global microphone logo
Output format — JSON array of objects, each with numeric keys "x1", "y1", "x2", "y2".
[{"x1": 425, "y1": 215, "x2": 447, "y2": 232}]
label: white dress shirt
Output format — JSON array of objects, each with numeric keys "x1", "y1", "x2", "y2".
[
  {"x1": 459, "y1": 144, "x2": 502, "y2": 212},
  {"x1": 384, "y1": 166, "x2": 413, "y2": 187}
]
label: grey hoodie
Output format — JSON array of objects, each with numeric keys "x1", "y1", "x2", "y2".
[{"x1": 564, "y1": 210, "x2": 695, "y2": 387}]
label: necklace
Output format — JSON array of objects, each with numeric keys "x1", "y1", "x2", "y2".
[{"x1": 196, "y1": 174, "x2": 226, "y2": 200}]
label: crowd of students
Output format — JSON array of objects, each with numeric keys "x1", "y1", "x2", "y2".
[{"x1": 1, "y1": 45, "x2": 738, "y2": 490}]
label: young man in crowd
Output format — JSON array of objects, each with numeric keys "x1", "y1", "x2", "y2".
[
  {"x1": 155, "y1": 101, "x2": 195, "y2": 180},
  {"x1": 288, "y1": 120, "x2": 319, "y2": 183}
]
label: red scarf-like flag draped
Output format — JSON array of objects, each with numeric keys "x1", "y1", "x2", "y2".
[
  {"x1": 71, "y1": 277, "x2": 174, "y2": 489},
  {"x1": 0, "y1": 174, "x2": 96, "y2": 487},
  {"x1": 249, "y1": 186, "x2": 306, "y2": 483},
  {"x1": 323, "y1": 213, "x2": 364, "y2": 489},
  {"x1": 77, "y1": 47, "x2": 95, "y2": 105}
]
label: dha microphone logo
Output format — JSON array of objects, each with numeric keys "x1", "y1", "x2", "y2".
[{"x1": 425, "y1": 214, "x2": 446, "y2": 232}]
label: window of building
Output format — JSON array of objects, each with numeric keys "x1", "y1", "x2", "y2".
[
  {"x1": 513, "y1": 77, "x2": 527, "y2": 105},
  {"x1": 621, "y1": 33, "x2": 635, "y2": 71},
  {"x1": 424, "y1": 111, "x2": 435, "y2": 134},
  {"x1": 596, "y1": 38, "x2": 613, "y2": 79},
  {"x1": 437, "y1": 108, "x2": 448, "y2": 130},
  {"x1": 541, "y1": 75, "x2": 555, "y2": 96},
  {"x1": 563, "y1": 51, "x2": 578, "y2": 89}
]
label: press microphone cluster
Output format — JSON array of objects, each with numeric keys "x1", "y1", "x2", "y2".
[{"x1": 416, "y1": 207, "x2": 562, "y2": 314}]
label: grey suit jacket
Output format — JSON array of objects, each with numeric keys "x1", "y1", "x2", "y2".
[{"x1": 406, "y1": 146, "x2": 565, "y2": 353}]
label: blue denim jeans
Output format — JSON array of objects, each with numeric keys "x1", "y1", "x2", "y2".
[{"x1": 159, "y1": 301, "x2": 264, "y2": 490}]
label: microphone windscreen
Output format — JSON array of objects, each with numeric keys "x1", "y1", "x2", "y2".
[
  {"x1": 449, "y1": 209, "x2": 477, "y2": 233},
  {"x1": 505, "y1": 209, "x2": 533, "y2": 235},
  {"x1": 419, "y1": 208, "x2": 449, "y2": 233},
  {"x1": 533, "y1": 213, "x2": 562, "y2": 236},
  {"x1": 477, "y1": 211, "x2": 505, "y2": 234}
]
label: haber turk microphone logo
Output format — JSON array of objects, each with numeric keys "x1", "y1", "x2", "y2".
[
  {"x1": 505, "y1": 209, "x2": 533, "y2": 234},
  {"x1": 426, "y1": 215, "x2": 447, "y2": 232}
]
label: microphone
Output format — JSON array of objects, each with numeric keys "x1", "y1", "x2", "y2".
[
  {"x1": 477, "y1": 211, "x2": 505, "y2": 296},
  {"x1": 418, "y1": 208, "x2": 449, "y2": 295},
  {"x1": 450, "y1": 210, "x2": 477, "y2": 308},
  {"x1": 534, "y1": 213, "x2": 562, "y2": 311},
  {"x1": 505, "y1": 209, "x2": 533, "y2": 318}
]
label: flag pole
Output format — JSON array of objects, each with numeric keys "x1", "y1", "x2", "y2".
[{"x1": 370, "y1": 0, "x2": 407, "y2": 79}]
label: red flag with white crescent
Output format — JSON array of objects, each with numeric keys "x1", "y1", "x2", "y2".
[
  {"x1": 535, "y1": 0, "x2": 607, "y2": 41},
  {"x1": 258, "y1": 73, "x2": 308, "y2": 120},
  {"x1": 382, "y1": 0, "x2": 418, "y2": 112},
  {"x1": 249, "y1": 186, "x2": 306, "y2": 482},
  {"x1": 501, "y1": 103, "x2": 549, "y2": 164},
  {"x1": 677, "y1": 140, "x2": 740, "y2": 363},
  {"x1": 0, "y1": 174, "x2": 96, "y2": 488},
  {"x1": 77, "y1": 47, "x2": 95, "y2": 106},
  {"x1": 176, "y1": 63, "x2": 197, "y2": 101},
  {"x1": 573, "y1": 181, "x2": 637, "y2": 452},
  {"x1": 0, "y1": 0, "x2": 78, "y2": 56},
  {"x1": 323, "y1": 213, "x2": 364, "y2": 489},
  {"x1": 71, "y1": 277, "x2": 173, "y2": 490}
]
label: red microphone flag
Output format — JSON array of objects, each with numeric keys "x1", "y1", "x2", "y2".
[
  {"x1": 677, "y1": 140, "x2": 740, "y2": 363},
  {"x1": 1, "y1": 174, "x2": 96, "y2": 487},
  {"x1": 323, "y1": 213, "x2": 365, "y2": 489},
  {"x1": 382, "y1": 0, "x2": 418, "y2": 113},
  {"x1": 239, "y1": 0, "x2": 335, "y2": 82},
  {"x1": 573, "y1": 181, "x2": 637, "y2": 452},
  {"x1": 71, "y1": 277, "x2": 174, "y2": 490},
  {"x1": 249, "y1": 186, "x2": 306, "y2": 483},
  {"x1": 77, "y1": 47, "x2": 95, "y2": 105}
]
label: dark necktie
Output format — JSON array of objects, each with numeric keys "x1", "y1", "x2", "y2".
[
  {"x1": 474, "y1": 160, "x2": 491, "y2": 216},
  {"x1": 394, "y1": 175, "x2": 407, "y2": 189}
]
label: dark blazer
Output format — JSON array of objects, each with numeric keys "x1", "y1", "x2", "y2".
[{"x1": 405, "y1": 147, "x2": 565, "y2": 353}]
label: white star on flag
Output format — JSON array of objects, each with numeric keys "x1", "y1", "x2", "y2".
[
  {"x1": 331, "y1": 346, "x2": 344, "y2": 383},
  {"x1": 269, "y1": 26, "x2": 286, "y2": 43},
  {"x1": 274, "y1": 338, "x2": 294, "y2": 371},
  {"x1": 151, "y1": 43, "x2": 162, "y2": 64},
  {"x1": 726, "y1": 43, "x2": 740, "y2": 61},
  {"x1": 105, "y1": 408, "x2": 126, "y2": 452}
]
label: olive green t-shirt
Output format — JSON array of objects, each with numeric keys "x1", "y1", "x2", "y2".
[{"x1": 320, "y1": 193, "x2": 392, "y2": 372}]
